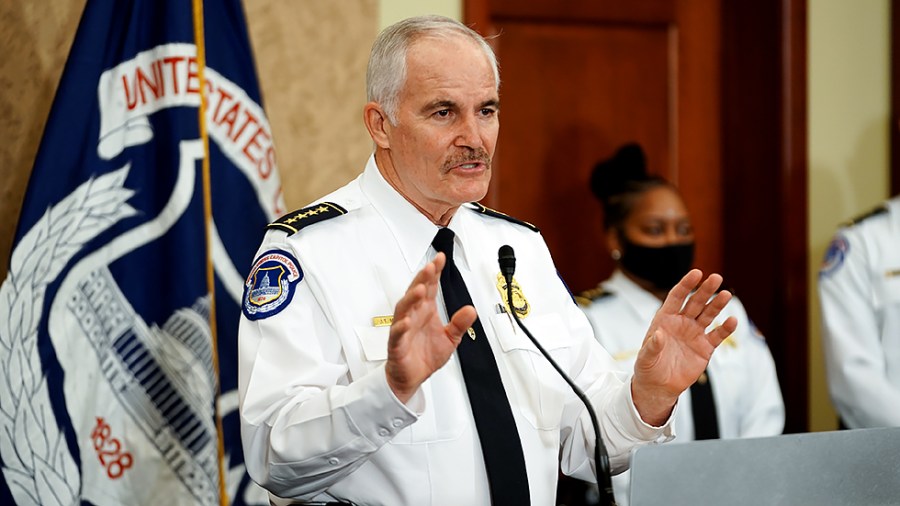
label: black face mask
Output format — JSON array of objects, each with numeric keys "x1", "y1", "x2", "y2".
[{"x1": 619, "y1": 238, "x2": 695, "y2": 291}]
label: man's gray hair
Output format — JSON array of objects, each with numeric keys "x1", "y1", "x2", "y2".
[{"x1": 366, "y1": 15, "x2": 500, "y2": 125}]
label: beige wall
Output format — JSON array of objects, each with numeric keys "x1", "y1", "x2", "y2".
[
  {"x1": 808, "y1": 0, "x2": 890, "y2": 431},
  {"x1": 380, "y1": 0, "x2": 461, "y2": 28},
  {"x1": 245, "y1": 0, "x2": 376, "y2": 210}
]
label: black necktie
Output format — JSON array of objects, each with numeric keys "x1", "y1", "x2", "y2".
[
  {"x1": 690, "y1": 369, "x2": 720, "y2": 440},
  {"x1": 431, "y1": 227, "x2": 530, "y2": 505}
]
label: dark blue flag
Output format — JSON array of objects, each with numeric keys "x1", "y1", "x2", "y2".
[{"x1": 0, "y1": 1, "x2": 282, "y2": 504}]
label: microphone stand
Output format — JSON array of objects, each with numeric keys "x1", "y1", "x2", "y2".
[{"x1": 499, "y1": 248, "x2": 616, "y2": 506}]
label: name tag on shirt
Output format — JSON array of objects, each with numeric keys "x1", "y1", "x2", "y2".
[{"x1": 372, "y1": 315, "x2": 393, "y2": 327}]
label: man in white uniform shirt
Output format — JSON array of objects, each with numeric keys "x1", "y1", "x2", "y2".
[
  {"x1": 819, "y1": 196, "x2": 900, "y2": 428},
  {"x1": 238, "y1": 16, "x2": 737, "y2": 505}
]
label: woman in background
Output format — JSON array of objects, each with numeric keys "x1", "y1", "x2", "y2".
[{"x1": 578, "y1": 143, "x2": 785, "y2": 505}]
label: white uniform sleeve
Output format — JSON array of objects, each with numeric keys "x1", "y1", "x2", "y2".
[
  {"x1": 819, "y1": 231, "x2": 900, "y2": 427},
  {"x1": 238, "y1": 237, "x2": 419, "y2": 500},
  {"x1": 549, "y1": 273, "x2": 673, "y2": 478}
]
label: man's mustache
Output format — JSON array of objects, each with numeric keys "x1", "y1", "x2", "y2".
[{"x1": 442, "y1": 148, "x2": 491, "y2": 171}]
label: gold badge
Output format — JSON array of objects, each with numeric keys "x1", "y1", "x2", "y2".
[
  {"x1": 467, "y1": 327, "x2": 477, "y2": 340},
  {"x1": 495, "y1": 273, "x2": 530, "y2": 318}
]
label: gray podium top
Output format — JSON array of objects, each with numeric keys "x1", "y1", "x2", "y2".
[{"x1": 628, "y1": 427, "x2": 900, "y2": 506}]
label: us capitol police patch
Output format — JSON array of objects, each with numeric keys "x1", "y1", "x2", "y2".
[
  {"x1": 820, "y1": 233, "x2": 849, "y2": 277},
  {"x1": 243, "y1": 249, "x2": 303, "y2": 320}
]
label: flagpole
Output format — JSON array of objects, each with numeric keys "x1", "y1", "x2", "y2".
[{"x1": 192, "y1": 0, "x2": 229, "y2": 504}]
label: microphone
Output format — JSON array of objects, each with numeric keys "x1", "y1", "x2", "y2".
[
  {"x1": 497, "y1": 245, "x2": 616, "y2": 506},
  {"x1": 498, "y1": 244, "x2": 516, "y2": 280}
]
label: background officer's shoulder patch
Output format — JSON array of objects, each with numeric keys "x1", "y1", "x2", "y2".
[
  {"x1": 242, "y1": 249, "x2": 303, "y2": 320},
  {"x1": 819, "y1": 233, "x2": 849, "y2": 278},
  {"x1": 267, "y1": 202, "x2": 348, "y2": 236},
  {"x1": 466, "y1": 202, "x2": 540, "y2": 232}
]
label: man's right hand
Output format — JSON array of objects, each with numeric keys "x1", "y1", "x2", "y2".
[{"x1": 385, "y1": 252, "x2": 476, "y2": 403}]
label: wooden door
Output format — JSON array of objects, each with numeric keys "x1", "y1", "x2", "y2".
[
  {"x1": 466, "y1": 0, "x2": 809, "y2": 438},
  {"x1": 468, "y1": 1, "x2": 722, "y2": 295}
]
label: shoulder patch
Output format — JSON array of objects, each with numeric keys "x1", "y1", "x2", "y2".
[
  {"x1": 466, "y1": 202, "x2": 540, "y2": 232},
  {"x1": 819, "y1": 232, "x2": 849, "y2": 278},
  {"x1": 575, "y1": 285, "x2": 614, "y2": 307},
  {"x1": 242, "y1": 249, "x2": 303, "y2": 320},
  {"x1": 267, "y1": 202, "x2": 348, "y2": 235},
  {"x1": 841, "y1": 204, "x2": 888, "y2": 228}
]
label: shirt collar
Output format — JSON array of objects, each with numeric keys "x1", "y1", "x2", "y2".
[
  {"x1": 605, "y1": 269, "x2": 662, "y2": 319},
  {"x1": 446, "y1": 207, "x2": 475, "y2": 272},
  {"x1": 359, "y1": 154, "x2": 477, "y2": 272},
  {"x1": 360, "y1": 153, "x2": 443, "y2": 271}
]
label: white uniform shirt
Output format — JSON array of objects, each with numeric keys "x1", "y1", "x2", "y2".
[
  {"x1": 819, "y1": 196, "x2": 900, "y2": 428},
  {"x1": 238, "y1": 155, "x2": 673, "y2": 506},
  {"x1": 580, "y1": 271, "x2": 784, "y2": 505}
]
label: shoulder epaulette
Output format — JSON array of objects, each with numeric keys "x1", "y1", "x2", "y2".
[
  {"x1": 467, "y1": 202, "x2": 539, "y2": 232},
  {"x1": 841, "y1": 204, "x2": 888, "y2": 228},
  {"x1": 574, "y1": 285, "x2": 613, "y2": 307},
  {"x1": 267, "y1": 202, "x2": 348, "y2": 236}
]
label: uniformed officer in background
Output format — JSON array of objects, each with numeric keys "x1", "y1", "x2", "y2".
[
  {"x1": 578, "y1": 143, "x2": 785, "y2": 506},
  {"x1": 819, "y1": 195, "x2": 900, "y2": 429},
  {"x1": 238, "y1": 16, "x2": 737, "y2": 505}
]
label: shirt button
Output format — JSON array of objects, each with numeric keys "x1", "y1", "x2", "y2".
[
  {"x1": 327, "y1": 457, "x2": 339, "y2": 466},
  {"x1": 378, "y1": 428, "x2": 390, "y2": 437},
  {"x1": 391, "y1": 419, "x2": 403, "y2": 428}
]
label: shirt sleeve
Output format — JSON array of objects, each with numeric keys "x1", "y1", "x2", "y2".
[
  {"x1": 819, "y1": 229, "x2": 900, "y2": 427},
  {"x1": 237, "y1": 237, "x2": 419, "y2": 500},
  {"x1": 550, "y1": 268, "x2": 674, "y2": 479}
]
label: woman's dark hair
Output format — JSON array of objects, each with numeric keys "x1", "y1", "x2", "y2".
[{"x1": 590, "y1": 143, "x2": 675, "y2": 230}]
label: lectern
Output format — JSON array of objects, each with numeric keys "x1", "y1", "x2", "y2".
[{"x1": 629, "y1": 427, "x2": 900, "y2": 506}]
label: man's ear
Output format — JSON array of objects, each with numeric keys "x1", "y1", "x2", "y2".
[{"x1": 363, "y1": 102, "x2": 391, "y2": 149}]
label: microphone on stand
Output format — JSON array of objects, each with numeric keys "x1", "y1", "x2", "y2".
[{"x1": 497, "y1": 245, "x2": 617, "y2": 506}]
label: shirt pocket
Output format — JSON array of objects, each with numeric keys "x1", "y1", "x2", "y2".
[
  {"x1": 880, "y1": 268, "x2": 900, "y2": 301},
  {"x1": 872, "y1": 269, "x2": 900, "y2": 327},
  {"x1": 489, "y1": 312, "x2": 575, "y2": 430},
  {"x1": 354, "y1": 325, "x2": 389, "y2": 363},
  {"x1": 352, "y1": 325, "x2": 467, "y2": 444},
  {"x1": 878, "y1": 270, "x2": 900, "y2": 350}
]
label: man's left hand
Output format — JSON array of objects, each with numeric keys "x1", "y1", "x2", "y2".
[{"x1": 631, "y1": 269, "x2": 738, "y2": 426}]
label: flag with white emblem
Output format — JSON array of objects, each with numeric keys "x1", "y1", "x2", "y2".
[{"x1": 0, "y1": 0, "x2": 282, "y2": 504}]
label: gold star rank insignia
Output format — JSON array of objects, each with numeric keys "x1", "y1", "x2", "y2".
[{"x1": 267, "y1": 202, "x2": 348, "y2": 236}]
